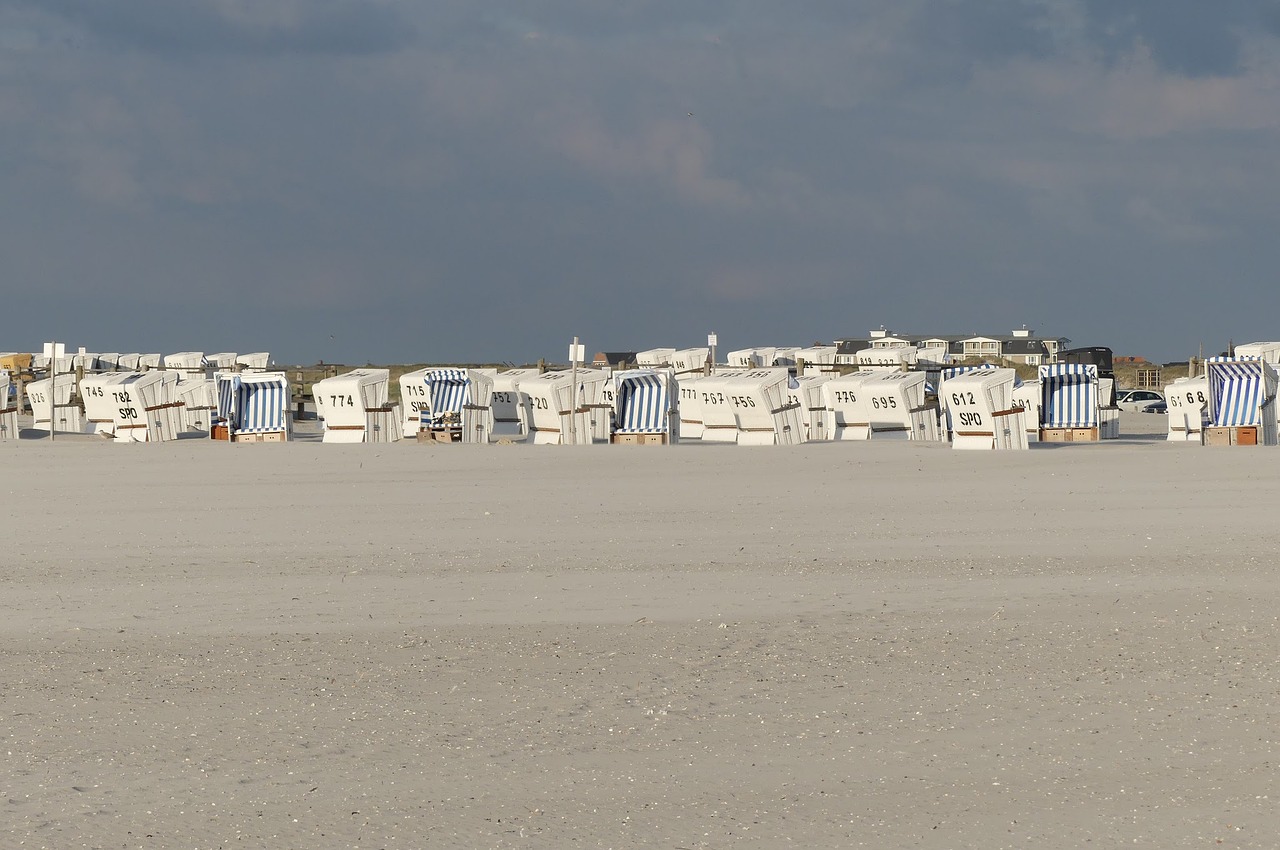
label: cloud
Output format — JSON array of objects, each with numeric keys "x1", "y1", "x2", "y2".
[
  {"x1": 4, "y1": 0, "x2": 415, "y2": 56},
  {"x1": 1123, "y1": 196, "x2": 1219, "y2": 242},
  {"x1": 3, "y1": 2, "x2": 1280, "y2": 362},
  {"x1": 704, "y1": 259, "x2": 846, "y2": 302},
  {"x1": 1076, "y1": 0, "x2": 1259, "y2": 77},
  {"x1": 969, "y1": 45, "x2": 1280, "y2": 142},
  {"x1": 542, "y1": 111, "x2": 751, "y2": 210}
]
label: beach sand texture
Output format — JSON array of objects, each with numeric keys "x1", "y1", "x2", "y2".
[{"x1": 3, "y1": 422, "x2": 1279, "y2": 848}]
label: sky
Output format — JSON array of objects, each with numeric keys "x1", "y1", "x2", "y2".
[{"x1": 2, "y1": 0, "x2": 1278, "y2": 365}]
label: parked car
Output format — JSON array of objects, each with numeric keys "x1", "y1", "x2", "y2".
[
  {"x1": 1115, "y1": 389, "x2": 1165, "y2": 412},
  {"x1": 1142, "y1": 400, "x2": 1168, "y2": 414}
]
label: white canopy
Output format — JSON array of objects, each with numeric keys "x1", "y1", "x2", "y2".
[
  {"x1": 854, "y1": 347, "x2": 917, "y2": 371},
  {"x1": 787, "y1": 374, "x2": 832, "y2": 441},
  {"x1": 793, "y1": 346, "x2": 837, "y2": 376},
  {"x1": 824, "y1": 371, "x2": 938, "y2": 441},
  {"x1": 822, "y1": 372, "x2": 882, "y2": 440},
  {"x1": 236, "y1": 352, "x2": 273, "y2": 372},
  {"x1": 489, "y1": 368, "x2": 541, "y2": 440},
  {"x1": 1232, "y1": 341, "x2": 1280, "y2": 364},
  {"x1": 635, "y1": 348, "x2": 677, "y2": 367},
  {"x1": 26, "y1": 373, "x2": 81, "y2": 434},
  {"x1": 518, "y1": 370, "x2": 598, "y2": 444},
  {"x1": 176, "y1": 377, "x2": 218, "y2": 433},
  {"x1": 81, "y1": 372, "x2": 137, "y2": 437},
  {"x1": 1164, "y1": 376, "x2": 1209, "y2": 443},
  {"x1": 669, "y1": 348, "x2": 710, "y2": 375},
  {"x1": 675, "y1": 370, "x2": 746, "y2": 440},
  {"x1": 111, "y1": 372, "x2": 183, "y2": 443},
  {"x1": 206, "y1": 352, "x2": 239, "y2": 370},
  {"x1": 163, "y1": 352, "x2": 206, "y2": 374},
  {"x1": 1010, "y1": 380, "x2": 1041, "y2": 442},
  {"x1": 939, "y1": 368, "x2": 1027, "y2": 450},
  {"x1": 726, "y1": 347, "x2": 779, "y2": 369},
  {"x1": 696, "y1": 369, "x2": 801, "y2": 446},
  {"x1": 314, "y1": 368, "x2": 400, "y2": 443}
]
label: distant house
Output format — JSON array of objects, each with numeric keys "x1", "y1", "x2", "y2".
[
  {"x1": 833, "y1": 339, "x2": 869, "y2": 365},
  {"x1": 997, "y1": 336, "x2": 1052, "y2": 366},
  {"x1": 833, "y1": 328, "x2": 1069, "y2": 366},
  {"x1": 592, "y1": 351, "x2": 637, "y2": 369}
]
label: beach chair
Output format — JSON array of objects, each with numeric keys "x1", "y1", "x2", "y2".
[
  {"x1": 214, "y1": 372, "x2": 291, "y2": 442},
  {"x1": 1038, "y1": 364, "x2": 1104, "y2": 442},
  {"x1": 939, "y1": 368, "x2": 1028, "y2": 450},
  {"x1": 610, "y1": 368, "x2": 678, "y2": 445},
  {"x1": 1203, "y1": 358, "x2": 1278, "y2": 446},
  {"x1": 826, "y1": 371, "x2": 939, "y2": 441},
  {"x1": 788, "y1": 374, "x2": 832, "y2": 441},
  {"x1": 409, "y1": 368, "x2": 494, "y2": 444},
  {"x1": 1163, "y1": 376, "x2": 1209, "y2": 442},
  {"x1": 313, "y1": 368, "x2": 401, "y2": 444},
  {"x1": 111, "y1": 372, "x2": 183, "y2": 443},
  {"x1": 716, "y1": 369, "x2": 803, "y2": 446},
  {"x1": 519, "y1": 370, "x2": 597, "y2": 445},
  {"x1": 26, "y1": 373, "x2": 82, "y2": 435}
]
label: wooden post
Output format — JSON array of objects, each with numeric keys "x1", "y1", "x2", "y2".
[{"x1": 75, "y1": 362, "x2": 85, "y2": 417}]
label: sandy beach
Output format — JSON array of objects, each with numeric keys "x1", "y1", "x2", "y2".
[{"x1": 4, "y1": 416, "x2": 1279, "y2": 848}]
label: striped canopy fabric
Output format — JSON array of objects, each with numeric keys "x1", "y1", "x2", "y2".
[
  {"x1": 420, "y1": 368, "x2": 470, "y2": 428},
  {"x1": 1207, "y1": 360, "x2": 1274, "y2": 427},
  {"x1": 1038, "y1": 363, "x2": 1098, "y2": 428},
  {"x1": 216, "y1": 373, "x2": 289, "y2": 433},
  {"x1": 941, "y1": 363, "x2": 996, "y2": 382},
  {"x1": 614, "y1": 371, "x2": 670, "y2": 433},
  {"x1": 216, "y1": 376, "x2": 237, "y2": 424}
]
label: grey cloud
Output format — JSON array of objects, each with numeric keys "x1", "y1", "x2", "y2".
[
  {"x1": 4, "y1": 2, "x2": 1280, "y2": 364},
  {"x1": 5, "y1": 0, "x2": 414, "y2": 56},
  {"x1": 1079, "y1": 0, "x2": 1258, "y2": 76}
]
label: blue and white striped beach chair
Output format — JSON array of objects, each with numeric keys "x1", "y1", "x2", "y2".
[
  {"x1": 611, "y1": 369, "x2": 677, "y2": 443},
  {"x1": 1205, "y1": 358, "x2": 1278, "y2": 445},
  {"x1": 1038, "y1": 363, "x2": 1099, "y2": 433},
  {"x1": 214, "y1": 372, "x2": 291, "y2": 441}
]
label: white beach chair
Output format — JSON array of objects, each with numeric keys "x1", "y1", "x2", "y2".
[
  {"x1": 1164, "y1": 376, "x2": 1209, "y2": 443},
  {"x1": 314, "y1": 369, "x2": 401, "y2": 444},
  {"x1": 939, "y1": 368, "x2": 1028, "y2": 450},
  {"x1": 26, "y1": 374, "x2": 82, "y2": 435}
]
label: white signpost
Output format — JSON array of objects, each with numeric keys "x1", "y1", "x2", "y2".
[
  {"x1": 708, "y1": 332, "x2": 718, "y2": 370},
  {"x1": 42, "y1": 341, "x2": 65, "y2": 440},
  {"x1": 568, "y1": 338, "x2": 584, "y2": 443}
]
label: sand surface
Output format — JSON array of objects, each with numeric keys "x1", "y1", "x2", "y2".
[{"x1": 4, "y1": 415, "x2": 1279, "y2": 848}]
